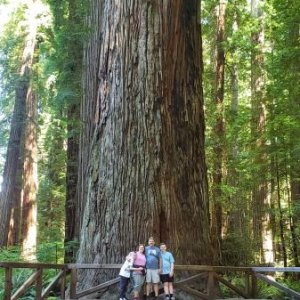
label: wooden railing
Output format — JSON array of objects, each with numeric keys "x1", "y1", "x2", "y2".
[
  {"x1": 0, "y1": 261, "x2": 66, "y2": 300},
  {"x1": 1, "y1": 262, "x2": 300, "y2": 299}
]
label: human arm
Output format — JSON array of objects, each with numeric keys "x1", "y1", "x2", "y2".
[{"x1": 169, "y1": 253, "x2": 175, "y2": 277}]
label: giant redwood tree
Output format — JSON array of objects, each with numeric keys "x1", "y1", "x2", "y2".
[{"x1": 76, "y1": 0, "x2": 213, "y2": 289}]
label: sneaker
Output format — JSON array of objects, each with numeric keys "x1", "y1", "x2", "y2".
[{"x1": 170, "y1": 297, "x2": 175, "y2": 300}]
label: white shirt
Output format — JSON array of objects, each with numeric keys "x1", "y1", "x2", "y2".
[{"x1": 119, "y1": 252, "x2": 134, "y2": 278}]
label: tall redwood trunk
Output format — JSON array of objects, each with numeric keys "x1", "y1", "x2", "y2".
[{"x1": 77, "y1": 0, "x2": 212, "y2": 290}]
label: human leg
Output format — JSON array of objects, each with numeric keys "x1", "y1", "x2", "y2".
[
  {"x1": 169, "y1": 282, "x2": 174, "y2": 294},
  {"x1": 119, "y1": 276, "x2": 129, "y2": 298},
  {"x1": 132, "y1": 273, "x2": 145, "y2": 299},
  {"x1": 163, "y1": 282, "x2": 170, "y2": 298},
  {"x1": 151, "y1": 269, "x2": 160, "y2": 297},
  {"x1": 146, "y1": 283, "x2": 152, "y2": 296}
]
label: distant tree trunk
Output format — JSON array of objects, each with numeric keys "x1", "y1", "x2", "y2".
[
  {"x1": 0, "y1": 0, "x2": 38, "y2": 248},
  {"x1": 64, "y1": 0, "x2": 82, "y2": 263},
  {"x1": 77, "y1": 0, "x2": 212, "y2": 290},
  {"x1": 251, "y1": 0, "x2": 273, "y2": 263},
  {"x1": 21, "y1": 87, "x2": 38, "y2": 260},
  {"x1": 269, "y1": 154, "x2": 278, "y2": 262},
  {"x1": 211, "y1": 0, "x2": 227, "y2": 264},
  {"x1": 288, "y1": 179, "x2": 299, "y2": 267},
  {"x1": 275, "y1": 154, "x2": 287, "y2": 267}
]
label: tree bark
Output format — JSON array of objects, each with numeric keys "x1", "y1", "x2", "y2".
[{"x1": 77, "y1": 0, "x2": 212, "y2": 290}]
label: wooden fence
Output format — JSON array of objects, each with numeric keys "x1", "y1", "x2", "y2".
[{"x1": 1, "y1": 261, "x2": 300, "y2": 299}]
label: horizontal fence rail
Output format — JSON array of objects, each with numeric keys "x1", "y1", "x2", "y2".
[{"x1": 1, "y1": 262, "x2": 300, "y2": 299}]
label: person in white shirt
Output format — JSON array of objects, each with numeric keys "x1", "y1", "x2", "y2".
[{"x1": 119, "y1": 251, "x2": 135, "y2": 300}]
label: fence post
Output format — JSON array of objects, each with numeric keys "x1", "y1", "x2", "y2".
[
  {"x1": 35, "y1": 268, "x2": 43, "y2": 299},
  {"x1": 251, "y1": 271, "x2": 257, "y2": 298},
  {"x1": 4, "y1": 266, "x2": 12, "y2": 300},
  {"x1": 207, "y1": 271, "x2": 216, "y2": 299},
  {"x1": 70, "y1": 268, "x2": 77, "y2": 299},
  {"x1": 245, "y1": 271, "x2": 250, "y2": 297},
  {"x1": 60, "y1": 267, "x2": 67, "y2": 299}
]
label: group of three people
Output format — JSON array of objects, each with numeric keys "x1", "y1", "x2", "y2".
[{"x1": 119, "y1": 237, "x2": 175, "y2": 300}]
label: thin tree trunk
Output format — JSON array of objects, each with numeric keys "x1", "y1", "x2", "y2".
[
  {"x1": 288, "y1": 178, "x2": 299, "y2": 267},
  {"x1": 275, "y1": 154, "x2": 287, "y2": 267},
  {"x1": 269, "y1": 155, "x2": 277, "y2": 262},
  {"x1": 77, "y1": 0, "x2": 212, "y2": 290},
  {"x1": 211, "y1": 0, "x2": 227, "y2": 264}
]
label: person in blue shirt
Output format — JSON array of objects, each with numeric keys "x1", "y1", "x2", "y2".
[
  {"x1": 160, "y1": 243, "x2": 175, "y2": 300},
  {"x1": 145, "y1": 237, "x2": 162, "y2": 299}
]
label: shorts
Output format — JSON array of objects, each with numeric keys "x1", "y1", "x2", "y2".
[
  {"x1": 146, "y1": 269, "x2": 160, "y2": 284},
  {"x1": 160, "y1": 274, "x2": 174, "y2": 283},
  {"x1": 131, "y1": 273, "x2": 145, "y2": 292}
]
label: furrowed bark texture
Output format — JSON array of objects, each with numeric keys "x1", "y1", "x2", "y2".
[
  {"x1": 77, "y1": 0, "x2": 212, "y2": 289},
  {"x1": 77, "y1": 0, "x2": 103, "y2": 238}
]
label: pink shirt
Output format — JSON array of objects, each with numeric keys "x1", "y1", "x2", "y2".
[{"x1": 133, "y1": 252, "x2": 146, "y2": 274}]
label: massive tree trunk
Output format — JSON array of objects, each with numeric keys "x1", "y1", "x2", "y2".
[
  {"x1": 211, "y1": 0, "x2": 227, "y2": 264},
  {"x1": 0, "y1": 0, "x2": 38, "y2": 248},
  {"x1": 77, "y1": 0, "x2": 212, "y2": 290},
  {"x1": 250, "y1": 0, "x2": 273, "y2": 263}
]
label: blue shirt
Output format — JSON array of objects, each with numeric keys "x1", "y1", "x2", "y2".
[
  {"x1": 145, "y1": 246, "x2": 161, "y2": 269},
  {"x1": 161, "y1": 251, "x2": 175, "y2": 274}
]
